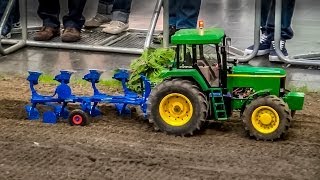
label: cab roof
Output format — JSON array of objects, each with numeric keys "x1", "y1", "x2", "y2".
[{"x1": 171, "y1": 28, "x2": 225, "y2": 45}]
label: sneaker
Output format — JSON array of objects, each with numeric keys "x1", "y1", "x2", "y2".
[
  {"x1": 84, "y1": 13, "x2": 111, "y2": 29},
  {"x1": 102, "y1": 21, "x2": 129, "y2": 35},
  {"x1": 244, "y1": 33, "x2": 271, "y2": 56},
  {"x1": 61, "y1": 27, "x2": 81, "y2": 42},
  {"x1": 0, "y1": 32, "x2": 11, "y2": 39},
  {"x1": 269, "y1": 40, "x2": 288, "y2": 62},
  {"x1": 34, "y1": 27, "x2": 60, "y2": 41},
  {"x1": 153, "y1": 25, "x2": 177, "y2": 44},
  {"x1": 12, "y1": 22, "x2": 20, "y2": 29},
  {"x1": 1, "y1": 24, "x2": 12, "y2": 38}
]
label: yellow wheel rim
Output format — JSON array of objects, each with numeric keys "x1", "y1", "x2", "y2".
[
  {"x1": 159, "y1": 93, "x2": 193, "y2": 127},
  {"x1": 251, "y1": 106, "x2": 280, "y2": 134}
]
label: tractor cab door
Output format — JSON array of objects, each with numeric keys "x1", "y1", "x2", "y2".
[
  {"x1": 176, "y1": 44, "x2": 220, "y2": 87},
  {"x1": 191, "y1": 45, "x2": 219, "y2": 87}
]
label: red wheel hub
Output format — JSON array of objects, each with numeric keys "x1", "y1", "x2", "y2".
[{"x1": 72, "y1": 115, "x2": 83, "y2": 125}]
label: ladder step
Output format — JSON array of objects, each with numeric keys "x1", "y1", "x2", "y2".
[
  {"x1": 211, "y1": 89, "x2": 227, "y2": 120},
  {"x1": 214, "y1": 98, "x2": 223, "y2": 102},
  {"x1": 216, "y1": 110, "x2": 226, "y2": 113},
  {"x1": 212, "y1": 93, "x2": 222, "y2": 97},
  {"x1": 215, "y1": 103, "x2": 224, "y2": 105}
]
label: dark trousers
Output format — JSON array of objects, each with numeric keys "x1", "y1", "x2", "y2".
[
  {"x1": 99, "y1": 0, "x2": 113, "y2": 5},
  {"x1": 169, "y1": 0, "x2": 202, "y2": 29},
  {"x1": 99, "y1": 0, "x2": 132, "y2": 13},
  {"x1": 12, "y1": 0, "x2": 19, "y2": 23},
  {"x1": 261, "y1": 0, "x2": 295, "y2": 40},
  {"x1": 0, "y1": 0, "x2": 20, "y2": 35},
  {"x1": 37, "y1": 0, "x2": 87, "y2": 30},
  {"x1": 112, "y1": 0, "x2": 132, "y2": 14},
  {"x1": 97, "y1": 0, "x2": 132, "y2": 23}
]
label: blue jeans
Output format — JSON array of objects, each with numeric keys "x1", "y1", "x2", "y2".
[
  {"x1": 169, "y1": 0, "x2": 202, "y2": 29},
  {"x1": 0, "y1": 0, "x2": 20, "y2": 35},
  {"x1": 99, "y1": 0, "x2": 113, "y2": 5},
  {"x1": 37, "y1": 0, "x2": 87, "y2": 30},
  {"x1": 99, "y1": 0, "x2": 132, "y2": 23},
  {"x1": 261, "y1": 0, "x2": 295, "y2": 40},
  {"x1": 112, "y1": 0, "x2": 132, "y2": 23}
]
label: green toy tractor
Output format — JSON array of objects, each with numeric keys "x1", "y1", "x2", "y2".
[{"x1": 147, "y1": 28, "x2": 304, "y2": 140}]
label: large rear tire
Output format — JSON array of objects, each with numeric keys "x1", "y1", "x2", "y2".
[
  {"x1": 242, "y1": 95, "x2": 292, "y2": 140},
  {"x1": 147, "y1": 79, "x2": 208, "y2": 136}
]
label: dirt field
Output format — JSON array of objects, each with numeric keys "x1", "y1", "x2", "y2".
[{"x1": 0, "y1": 75, "x2": 319, "y2": 180}]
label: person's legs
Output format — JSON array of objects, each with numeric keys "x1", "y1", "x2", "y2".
[
  {"x1": 260, "y1": 0, "x2": 273, "y2": 35},
  {"x1": 61, "y1": 0, "x2": 87, "y2": 42},
  {"x1": 175, "y1": 0, "x2": 201, "y2": 29},
  {"x1": 153, "y1": 0, "x2": 177, "y2": 44},
  {"x1": 34, "y1": 0, "x2": 61, "y2": 41},
  {"x1": 169, "y1": 0, "x2": 177, "y2": 27},
  {"x1": 244, "y1": 0, "x2": 273, "y2": 56},
  {"x1": 63, "y1": 0, "x2": 87, "y2": 30},
  {"x1": 102, "y1": 0, "x2": 132, "y2": 34},
  {"x1": 13, "y1": 0, "x2": 20, "y2": 25},
  {"x1": 84, "y1": 0, "x2": 113, "y2": 28},
  {"x1": 0, "y1": 0, "x2": 14, "y2": 37},
  {"x1": 111, "y1": 0, "x2": 132, "y2": 23},
  {"x1": 99, "y1": 0, "x2": 113, "y2": 15},
  {"x1": 267, "y1": 0, "x2": 295, "y2": 61},
  {"x1": 265, "y1": 0, "x2": 295, "y2": 40},
  {"x1": 37, "y1": 0, "x2": 60, "y2": 28},
  {"x1": 154, "y1": 0, "x2": 201, "y2": 44}
]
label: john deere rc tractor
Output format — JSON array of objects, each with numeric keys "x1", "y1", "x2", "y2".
[{"x1": 147, "y1": 27, "x2": 304, "y2": 140}]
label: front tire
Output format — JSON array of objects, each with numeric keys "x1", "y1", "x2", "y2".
[
  {"x1": 242, "y1": 95, "x2": 292, "y2": 140},
  {"x1": 147, "y1": 79, "x2": 208, "y2": 136}
]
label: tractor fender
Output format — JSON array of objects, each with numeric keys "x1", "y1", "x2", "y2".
[
  {"x1": 240, "y1": 89, "x2": 271, "y2": 115},
  {"x1": 160, "y1": 69, "x2": 210, "y2": 91}
]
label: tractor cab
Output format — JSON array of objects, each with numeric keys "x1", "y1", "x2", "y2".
[{"x1": 170, "y1": 27, "x2": 227, "y2": 88}]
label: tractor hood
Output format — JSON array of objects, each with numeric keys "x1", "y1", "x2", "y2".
[{"x1": 231, "y1": 65, "x2": 286, "y2": 77}]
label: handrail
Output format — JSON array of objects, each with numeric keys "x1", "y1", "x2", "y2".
[
  {"x1": 162, "y1": 0, "x2": 169, "y2": 48},
  {"x1": 237, "y1": 0, "x2": 261, "y2": 62},
  {"x1": 144, "y1": 0, "x2": 163, "y2": 49},
  {"x1": 274, "y1": 0, "x2": 320, "y2": 66},
  {"x1": 0, "y1": 0, "x2": 27, "y2": 55}
]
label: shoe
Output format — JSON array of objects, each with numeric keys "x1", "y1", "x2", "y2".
[
  {"x1": 34, "y1": 27, "x2": 60, "y2": 41},
  {"x1": 61, "y1": 27, "x2": 81, "y2": 42},
  {"x1": 102, "y1": 21, "x2": 129, "y2": 35},
  {"x1": 1, "y1": 24, "x2": 12, "y2": 38},
  {"x1": 0, "y1": 33, "x2": 11, "y2": 39},
  {"x1": 244, "y1": 33, "x2": 271, "y2": 56},
  {"x1": 84, "y1": 13, "x2": 111, "y2": 29},
  {"x1": 269, "y1": 40, "x2": 288, "y2": 62},
  {"x1": 153, "y1": 25, "x2": 177, "y2": 44}
]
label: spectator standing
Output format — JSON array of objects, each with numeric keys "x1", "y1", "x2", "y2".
[
  {"x1": 33, "y1": 0, "x2": 87, "y2": 42},
  {"x1": 84, "y1": 0, "x2": 113, "y2": 28},
  {"x1": 245, "y1": 0, "x2": 296, "y2": 62},
  {"x1": 101, "y1": 0, "x2": 133, "y2": 35},
  {"x1": 0, "y1": 0, "x2": 20, "y2": 38},
  {"x1": 154, "y1": 0, "x2": 202, "y2": 43}
]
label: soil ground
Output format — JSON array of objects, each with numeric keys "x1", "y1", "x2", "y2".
[{"x1": 0, "y1": 76, "x2": 319, "y2": 180}]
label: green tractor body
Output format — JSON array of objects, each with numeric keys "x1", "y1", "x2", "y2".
[{"x1": 147, "y1": 27, "x2": 304, "y2": 140}]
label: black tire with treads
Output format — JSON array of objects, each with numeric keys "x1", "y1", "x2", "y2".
[
  {"x1": 147, "y1": 79, "x2": 208, "y2": 136},
  {"x1": 242, "y1": 95, "x2": 292, "y2": 140}
]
